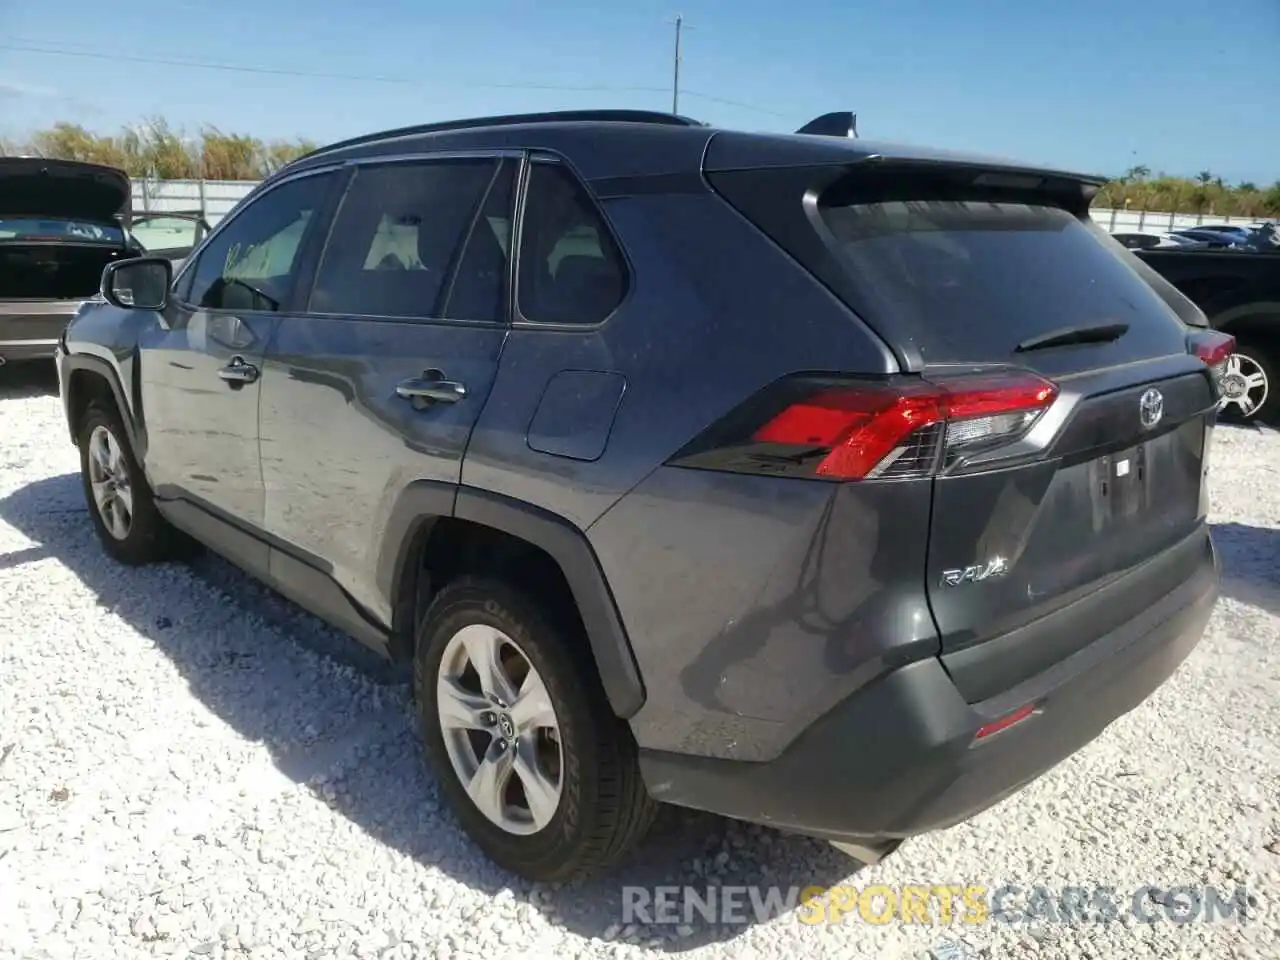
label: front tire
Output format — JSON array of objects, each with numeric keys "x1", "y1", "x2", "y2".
[
  {"x1": 414, "y1": 578, "x2": 657, "y2": 881},
  {"x1": 77, "y1": 403, "x2": 188, "y2": 565}
]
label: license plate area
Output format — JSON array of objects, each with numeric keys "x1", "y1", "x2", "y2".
[{"x1": 1087, "y1": 425, "x2": 1201, "y2": 537}]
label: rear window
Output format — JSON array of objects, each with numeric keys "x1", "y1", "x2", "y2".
[
  {"x1": 0, "y1": 217, "x2": 124, "y2": 243},
  {"x1": 816, "y1": 197, "x2": 1187, "y2": 362}
]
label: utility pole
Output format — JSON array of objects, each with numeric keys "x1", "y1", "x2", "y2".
[{"x1": 671, "y1": 15, "x2": 684, "y2": 115}]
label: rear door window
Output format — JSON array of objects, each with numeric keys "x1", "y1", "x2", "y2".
[{"x1": 308, "y1": 158, "x2": 500, "y2": 321}]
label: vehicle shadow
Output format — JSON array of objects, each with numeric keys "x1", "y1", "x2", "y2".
[
  {"x1": 0, "y1": 360, "x2": 58, "y2": 399},
  {"x1": 1211, "y1": 520, "x2": 1280, "y2": 617},
  {"x1": 0, "y1": 472, "x2": 863, "y2": 952}
]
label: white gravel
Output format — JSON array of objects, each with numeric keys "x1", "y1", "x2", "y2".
[{"x1": 1, "y1": 364, "x2": 1278, "y2": 960}]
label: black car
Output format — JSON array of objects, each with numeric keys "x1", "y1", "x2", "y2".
[
  {"x1": 1133, "y1": 243, "x2": 1280, "y2": 421},
  {"x1": 55, "y1": 109, "x2": 1224, "y2": 881}
]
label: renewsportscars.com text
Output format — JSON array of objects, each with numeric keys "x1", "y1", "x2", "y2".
[{"x1": 621, "y1": 883, "x2": 1256, "y2": 927}]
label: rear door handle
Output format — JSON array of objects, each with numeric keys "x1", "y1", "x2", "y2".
[
  {"x1": 218, "y1": 356, "x2": 259, "y2": 385},
  {"x1": 396, "y1": 372, "x2": 467, "y2": 405}
]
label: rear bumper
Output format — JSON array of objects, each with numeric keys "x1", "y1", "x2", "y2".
[
  {"x1": 0, "y1": 300, "x2": 81, "y2": 362},
  {"x1": 639, "y1": 529, "x2": 1217, "y2": 842}
]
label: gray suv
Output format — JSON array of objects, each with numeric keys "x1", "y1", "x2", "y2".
[{"x1": 55, "y1": 109, "x2": 1228, "y2": 882}]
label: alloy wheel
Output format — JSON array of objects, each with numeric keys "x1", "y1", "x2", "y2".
[
  {"x1": 1218, "y1": 352, "x2": 1269, "y2": 419},
  {"x1": 435, "y1": 624, "x2": 563, "y2": 835},
  {"x1": 87, "y1": 425, "x2": 134, "y2": 541}
]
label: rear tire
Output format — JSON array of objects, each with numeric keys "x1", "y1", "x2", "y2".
[
  {"x1": 414, "y1": 578, "x2": 657, "y2": 881},
  {"x1": 77, "y1": 402, "x2": 190, "y2": 565}
]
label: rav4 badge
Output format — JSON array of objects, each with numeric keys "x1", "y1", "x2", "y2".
[{"x1": 940, "y1": 556, "x2": 1009, "y2": 587}]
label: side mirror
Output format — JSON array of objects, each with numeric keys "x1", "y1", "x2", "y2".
[{"x1": 101, "y1": 257, "x2": 173, "y2": 311}]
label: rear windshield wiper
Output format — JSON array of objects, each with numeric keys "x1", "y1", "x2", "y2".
[{"x1": 1015, "y1": 322, "x2": 1129, "y2": 353}]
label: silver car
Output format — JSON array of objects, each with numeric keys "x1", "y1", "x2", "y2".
[{"x1": 0, "y1": 158, "x2": 206, "y2": 366}]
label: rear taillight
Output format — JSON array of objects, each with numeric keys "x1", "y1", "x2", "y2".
[
  {"x1": 1187, "y1": 330, "x2": 1239, "y2": 371},
  {"x1": 1188, "y1": 330, "x2": 1235, "y2": 386},
  {"x1": 669, "y1": 370, "x2": 1058, "y2": 481}
]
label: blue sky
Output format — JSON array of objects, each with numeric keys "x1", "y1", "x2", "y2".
[{"x1": 0, "y1": 0, "x2": 1276, "y2": 184}]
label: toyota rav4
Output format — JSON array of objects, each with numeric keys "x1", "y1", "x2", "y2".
[{"x1": 55, "y1": 109, "x2": 1225, "y2": 881}]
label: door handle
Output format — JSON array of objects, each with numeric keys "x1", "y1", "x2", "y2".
[
  {"x1": 396, "y1": 372, "x2": 467, "y2": 405},
  {"x1": 218, "y1": 356, "x2": 259, "y2": 385}
]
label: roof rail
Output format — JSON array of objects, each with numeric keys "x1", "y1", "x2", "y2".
[
  {"x1": 796, "y1": 111, "x2": 858, "y2": 139},
  {"x1": 292, "y1": 109, "x2": 708, "y2": 166}
]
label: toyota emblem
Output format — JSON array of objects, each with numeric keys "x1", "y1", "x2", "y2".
[{"x1": 1139, "y1": 388, "x2": 1164, "y2": 430}]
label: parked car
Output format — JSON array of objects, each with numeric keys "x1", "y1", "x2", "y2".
[
  {"x1": 1112, "y1": 232, "x2": 1206, "y2": 250},
  {"x1": 56, "y1": 109, "x2": 1224, "y2": 881},
  {"x1": 1186, "y1": 224, "x2": 1259, "y2": 244},
  {"x1": 1170, "y1": 228, "x2": 1246, "y2": 248},
  {"x1": 0, "y1": 158, "x2": 207, "y2": 366},
  {"x1": 127, "y1": 210, "x2": 211, "y2": 263},
  {"x1": 1133, "y1": 243, "x2": 1280, "y2": 421}
]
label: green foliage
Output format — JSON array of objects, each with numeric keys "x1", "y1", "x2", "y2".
[
  {"x1": 0, "y1": 117, "x2": 317, "y2": 180},
  {"x1": 1095, "y1": 164, "x2": 1280, "y2": 217}
]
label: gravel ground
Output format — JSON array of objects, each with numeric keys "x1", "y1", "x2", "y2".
[{"x1": 1, "y1": 363, "x2": 1277, "y2": 960}]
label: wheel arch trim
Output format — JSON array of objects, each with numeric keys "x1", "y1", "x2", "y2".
[
  {"x1": 62, "y1": 353, "x2": 145, "y2": 456},
  {"x1": 379, "y1": 481, "x2": 646, "y2": 719}
]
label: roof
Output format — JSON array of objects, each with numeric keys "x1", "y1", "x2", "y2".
[{"x1": 274, "y1": 109, "x2": 1105, "y2": 191}]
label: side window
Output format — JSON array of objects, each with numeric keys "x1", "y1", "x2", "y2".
[
  {"x1": 517, "y1": 162, "x2": 627, "y2": 325},
  {"x1": 308, "y1": 159, "x2": 499, "y2": 320},
  {"x1": 184, "y1": 173, "x2": 334, "y2": 313},
  {"x1": 440, "y1": 159, "x2": 516, "y2": 323}
]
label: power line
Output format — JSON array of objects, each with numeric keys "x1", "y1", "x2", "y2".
[
  {"x1": 682, "y1": 90, "x2": 789, "y2": 118},
  {"x1": 0, "y1": 41, "x2": 411, "y2": 84},
  {"x1": 0, "y1": 42, "x2": 666, "y2": 93},
  {"x1": 0, "y1": 39, "x2": 791, "y2": 118}
]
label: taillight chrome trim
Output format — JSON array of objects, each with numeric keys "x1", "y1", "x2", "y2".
[{"x1": 668, "y1": 369, "x2": 1060, "y2": 483}]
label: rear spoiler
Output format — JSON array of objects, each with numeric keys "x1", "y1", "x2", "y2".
[{"x1": 796, "y1": 112, "x2": 858, "y2": 139}]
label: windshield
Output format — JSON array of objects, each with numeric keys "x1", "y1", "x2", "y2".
[{"x1": 0, "y1": 217, "x2": 125, "y2": 243}]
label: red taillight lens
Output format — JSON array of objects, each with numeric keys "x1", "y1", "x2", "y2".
[
  {"x1": 671, "y1": 370, "x2": 1058, "y2": 481},
  {"x1": 1189, "y1": 330, "x2": 1235, "y2": 369}
]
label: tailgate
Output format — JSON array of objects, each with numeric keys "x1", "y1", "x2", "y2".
[
  {"x1": 705, "y1": 155, "x2": 1221, "y2": 700},
  {"x1": 927, "y1": 358, "x2": 1216, "y2": 700}
]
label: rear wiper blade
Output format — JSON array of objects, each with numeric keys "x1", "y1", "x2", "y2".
[{"x1": 1015, "y1": 322, "x2": 1129, "y2": 353}]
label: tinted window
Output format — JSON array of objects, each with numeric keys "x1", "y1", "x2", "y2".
[
  {"x1": 185, "y1": 173, "x2": 333, "y2": 312},
  {"x1": 517, "y1": 162, "x2": 626, "y2": 325},
  {"x1": 441, "y1": 159, "x2": 515, "y2": 322},
  {"x1": 817, "y1": 197, "x2": 1188, "y2": 360},
  {"x1": 309, "y1": 159, "x2": 498, "y2": 319}
]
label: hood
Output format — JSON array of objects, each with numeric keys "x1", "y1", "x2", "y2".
[{"x1": 0, "y1": 157, "x2": 131, "y2": 222}]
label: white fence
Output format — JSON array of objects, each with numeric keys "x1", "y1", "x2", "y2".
[
  {"x1": 132, "y1": 179, "x2": 253, "y2": 223},
  {"x1": 1092, "y1": 208, "x2": 1266, "y2": 234},
  {"x1": 132, "y1": 178, "x2": 1268, "y2": 235}
]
